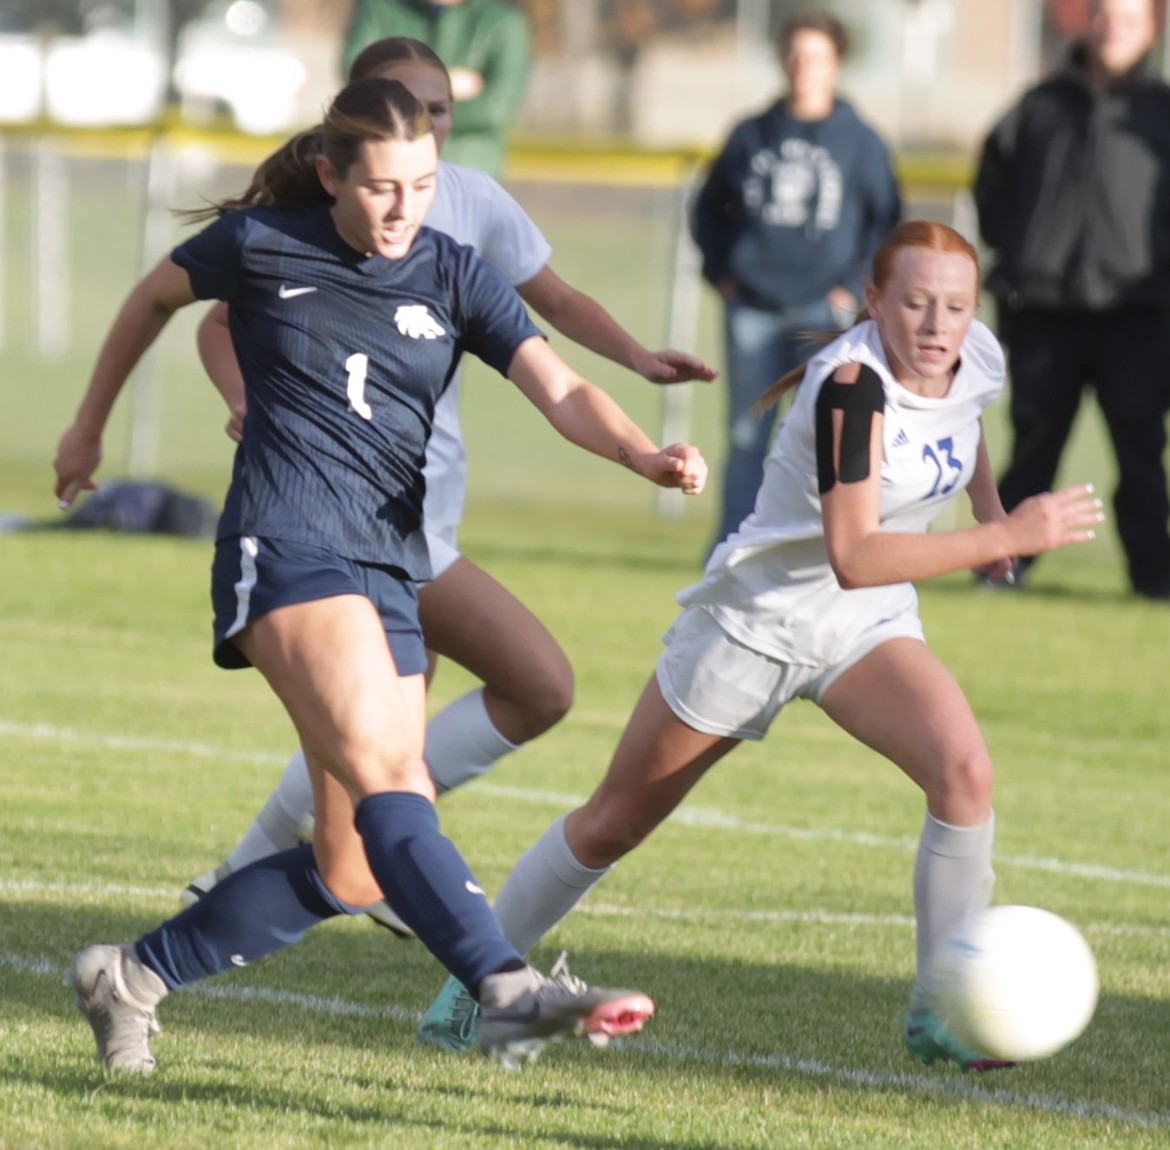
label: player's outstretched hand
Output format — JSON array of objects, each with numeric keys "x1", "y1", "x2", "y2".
[
  {"x1": 1006, "y1": 483, "x2": 1104, "y2": 557},
  {"x1": 53, "y1": 424, "x2": 102, "y2": 509},
  {"x1": 641, "y1": 443, "x2": 707, "y2": 494},
  {"x1": 636, "y1": 348, "x2": 719, "y2": 385}
]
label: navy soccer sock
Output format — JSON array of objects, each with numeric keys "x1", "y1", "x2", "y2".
[
  {"x1": 135, "y1": 844, "x2": 356, "y2": 989},
  {"x1": 354, "y1": 791, "x2": 523, "y2": 995}
]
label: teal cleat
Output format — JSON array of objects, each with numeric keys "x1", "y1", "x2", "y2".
[
  {"x1": 904, "y1": 1007, "x2": 1016, "y2": 1072},
  {"x1": 418, "y1": 975, "x2": 480, "y2": 1052}
]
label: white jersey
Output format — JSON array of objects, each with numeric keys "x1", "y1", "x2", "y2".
[
  {"x1": 422, "y1": 161, "x2": 552, "y2": 540},
  {"x1": 678, "y1": 319, "x2": 1005, "y2": 667}
]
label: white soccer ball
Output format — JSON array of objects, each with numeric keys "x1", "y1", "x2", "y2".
[{"x1": 932, "y1": 905, "x2": 1099, "y2": 1062}]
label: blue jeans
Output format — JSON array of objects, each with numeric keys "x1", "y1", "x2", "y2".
[{"x1": 714, "y1": 296, "x2": 839, "y2": 549}]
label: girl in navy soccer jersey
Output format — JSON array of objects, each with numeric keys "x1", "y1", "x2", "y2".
[
  {"x1": 416, "y1": 221, "x2": 1104, "y2": 1069},
  {"x1": 54, "y1": 76, "x2": 705, "y2": 1074},
  {"x1": 182, "y1": 38, "x2": 717, "y2": 957}
]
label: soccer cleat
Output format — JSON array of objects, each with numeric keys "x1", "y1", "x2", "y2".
[
  {"x1": 178, "y1": 861, "x2": 232, "y2": 909},
  {"x1": 417, "y1": 975, "x2": 480, "y2": 1052},
  {"x1": 477, "y1": 953, "x2": 655, "y2": 1071},
  {"x1": 67, "y1": 944, "x2": 168, "y2": 1073},
  {"x1": 904, "y1": 1006, "x2": 1016, "y2": 1072}
]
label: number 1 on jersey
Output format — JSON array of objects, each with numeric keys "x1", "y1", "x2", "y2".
[{"x1": 345, "y1": 353, "x2": 373, "y2": 421}]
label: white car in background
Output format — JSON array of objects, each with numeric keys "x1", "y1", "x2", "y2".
[
  {"x1": 173, "y1": 0, "x2": 306, "y2": 136},
  {"x1": 0, "y1": 31, "x2": 43, "y2": 123},
  {"x1": 44, "y1": 0, "x2": 169, "y2": 127}
]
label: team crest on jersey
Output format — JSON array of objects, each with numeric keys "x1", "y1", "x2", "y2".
[{"x1": 395, "y1": 305, "x2": 446, "y2": 340}]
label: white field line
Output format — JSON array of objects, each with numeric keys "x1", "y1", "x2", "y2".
[
  {"x1": 1, "y1": 951, "x2": 415, "y2": 1022},
  {"x1": 4, "y1": 876, "x2": 1170, "y2": 940},
  {"x1": 4, "y1": 950, "x2": 1166, "y2": 1129},
  {"x1": 0, "y1": 719, "x2": 285, "y2": 767},
  {"x1": 637, "y1": 1038, "x2": 1170, "y2": 1129},
  {"x1": 3, "y1": 718, "x2": 1170, "y2": 891}
]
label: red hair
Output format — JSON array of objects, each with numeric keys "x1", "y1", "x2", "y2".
[
  {"x1": 755, "y1": 220, "x2": 979, "y2": 410},
  {"x1": 871, "y1": 220, "x2": 979, "y2": 292}
]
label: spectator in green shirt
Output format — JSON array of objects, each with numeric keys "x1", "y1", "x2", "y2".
[{"x1": 342, "y1": 0, "x2": 531, "y2": 177}]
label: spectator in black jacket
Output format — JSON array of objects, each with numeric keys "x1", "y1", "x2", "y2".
[
  {"x1": 690, "y1": 9, "x2": 901, "y2": 555},
  {"x1": 974, "y1": 0, "x2": 1170, "y2": 600}
]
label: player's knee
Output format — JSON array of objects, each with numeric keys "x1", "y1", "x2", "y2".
[
  {"x1": 332, "y1": 738, "x2": 429, "y2": 796},
  {"x1": 490, "y1": 656, "x2": 574, "y2": 741},
  {"x1": 523, "y1": 663, "x2": 574, "y2": 736},
  {"x1": 933, "y1": 747, "x2": 994, "y2": 817}
]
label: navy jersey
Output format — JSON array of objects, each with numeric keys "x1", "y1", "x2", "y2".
[{"x1": 172, "y1": 204, "x2": 542, "y2": 576}]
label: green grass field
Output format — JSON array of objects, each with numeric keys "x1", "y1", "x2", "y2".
[
  {"x1": 2, "y1": 151, "x2": 1169, "y2": 1148},
  {"x1": 2, "y1": 505, "x2": 1169, "y2": 1149}
]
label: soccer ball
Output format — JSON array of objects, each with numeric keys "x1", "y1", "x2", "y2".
[{"x1": 932, "y1": 905, "x2": 1098, "y2": 1062}]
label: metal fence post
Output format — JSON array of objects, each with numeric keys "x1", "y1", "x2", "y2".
[
  {"x1": 656, "y1": 163, "x2": 704, "y2": 519},
  {"x1": 33, "y1": 135, "x2": 69, "y2": 357},
  {"x1": 127, "y1": 133, "x2": 175, "y2": 476}
]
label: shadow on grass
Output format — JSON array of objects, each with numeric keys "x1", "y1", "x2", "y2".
[{"x1": 0, "y1": 1064, "x2": 734, "y2": 1150}]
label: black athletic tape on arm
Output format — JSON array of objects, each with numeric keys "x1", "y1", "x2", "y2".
[{"x1": 815, "y1": 363, "x2": 886, "y2": 494}]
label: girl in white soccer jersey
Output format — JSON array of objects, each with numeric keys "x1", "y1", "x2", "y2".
[
  {"x1": 418, "y1": 220, "x2": 1104, "y2": 1067},
  {"x1": 55, "y1": 76, "x2": 706, "y2": 1074},
  {"x1": 187, "y1": 39, "x2": 716, "y2": 933}
]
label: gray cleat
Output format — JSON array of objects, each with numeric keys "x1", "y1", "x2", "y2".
[
  {"x1": 478, "y1": 954, "x2": 655, "y2": 1070},
  {"x1": 67, "y1": 944, "x2": 168, "y2": 1073}
]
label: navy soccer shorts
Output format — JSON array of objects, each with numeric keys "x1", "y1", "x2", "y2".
[{"x1": 211, "y1": 534, "x2": 427, "y2": 676}]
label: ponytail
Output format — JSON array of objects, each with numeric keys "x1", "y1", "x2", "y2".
[
  {"x1": 754, "y1": 305, "x2": 874, "y2": 413},
  {"x1": 181, "y1": 127, "x2": 327, "y2": 224}
]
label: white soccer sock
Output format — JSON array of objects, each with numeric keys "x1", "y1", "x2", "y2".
[
  {"x1": 425, "y1": 688, "x2": 517, "y2": 793},
  {"x1": 493, "y1": 815, "x2": 609, "y2": 954},
  {"x1": 225, "y1": 749, "x2": 315, "y2": 872},
  {"x1": 912, "y1": 810, "x2": 996, "y2": 995}
]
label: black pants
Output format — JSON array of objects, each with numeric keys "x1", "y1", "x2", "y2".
[{"x1": 998, "y1": 305, "x2": 1170, "y2": 596}]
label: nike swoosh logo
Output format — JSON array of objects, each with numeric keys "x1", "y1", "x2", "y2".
[
  {"x1": 465, "y1": 881, "x2": 485, "y2": 896},
  {"x1": 278, "y1": 284, "x2": 318, "y2": 299}
]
